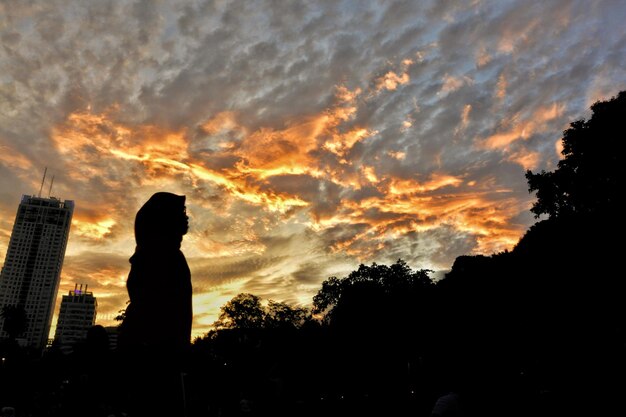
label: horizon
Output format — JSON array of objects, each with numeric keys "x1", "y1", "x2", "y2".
[{"x1": 1, "y1": 0, "x2": 625, "y2": 339}]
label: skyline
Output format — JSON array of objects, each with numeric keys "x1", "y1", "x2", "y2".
[{"x1": 1, "y1": 0, "x2": 625, "y2": 338}]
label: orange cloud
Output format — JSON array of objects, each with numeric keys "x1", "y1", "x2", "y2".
[
  {"x1": 507, "y1": 149, "x2": 541, "y2": 170},
  {"x1": 316, "y1": 186, "x2": 527, "y2": 261},
  {"x1": 496, "y1": 73, "x2": 507, "y2": 99},
  {"x1": 388, "y1": 150, "x2": 406, "y2": 160},
  {"x1": 0, "y1": 144, "x2": 33, "y2": 171},
  {"x1": 190, "y1": 163, "x2": 308, "y2": 212},
  {"x1": 324, "y1": 127, "x2": 375, "y2": 157},
  {"x1": 455, "y1": 104, "x2": 472, "y2": 135},
  {"x1": 389, "y1": 173, "x2": 464, "y2": 195},
  {"x1": 335, "y1": 85, "x2": 362, "y2": 103},
  {"x1": 376, "y1": 70, "x2": 410, "y2": 91},
  {"x1": 535, "y1": 102, "x2": 564, "y2": 122},
  {"x1": 497, "y1": 18, "x2": 541, "y2": 54},
  {"x1": 201, "y1": 111, "x2": 242, "y2": 135},
  {"x1": 476, "y1": 46, "x2": 491, "y2": 67},
  {"x1": 53, "y1": 111, "x2": 189, "y2": 161},
  {"x1": 46, "y1": 78, "x2": 536, "y2": 325},
  {"x1": 440, "y1": 74, "x2": 472, "y2": 94},
  {"x1": 303, "y1": 167, "x2": 528, "y2": 262},
  {"x1": 52, "y1": 110, "x2": 309, "y2": 213},
  {"x1": 479, "y1": 102, "x2": 565, "y2": 150},
  {"x1": 482, "y1": 123, "x2": 533, "y2": 149},
  {"x1": 233, "y1": 85, "x2": 367, "y2": 177},
  {"x1": 72, "y1": 217, "x2": 116, "y2": 240},
  {"x1": 361, "y1": 165, "x2": 379, "y2": 184},
  {"x1": 461, "y1": 104, "x2": 472, "y2": 125}
]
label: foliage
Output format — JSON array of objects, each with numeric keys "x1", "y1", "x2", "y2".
[
  {"x1": 265, "y1": 300, "x2": 310, "y2": 329},
  {"x1": 114, "y1": 309, "x2": 126, "y2": 322},
  {"x1": 212, "y1": 293, "x2": 310, "y2": 330},
  {"x1": 113, "y1": 300, "x2": 129, "y2": 323},
  {"x1": 312, "y1": 259, "x2": 433, "y2": 325},
  {"x1": 526, "y1": 91, "x2": 625, "y2": 218},
  {"x1": 434, "y1": 93, "x2": 626, "y2": 414},
  {"x1": 213, "y1": 293, "x2": 265, "y2": 329}
]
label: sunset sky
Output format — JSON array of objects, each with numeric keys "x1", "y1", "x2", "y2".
[{"x1": 1, "y1": 0, "x2": 625, "y2": 338}]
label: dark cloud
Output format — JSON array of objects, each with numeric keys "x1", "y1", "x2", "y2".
[{"x1": 291, "y1": 261, "x2": 331, "y2": 285}]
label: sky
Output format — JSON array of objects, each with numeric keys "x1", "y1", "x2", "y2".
[{"x1": 1, "y1": 0, "x2": 625, "y2": 338}]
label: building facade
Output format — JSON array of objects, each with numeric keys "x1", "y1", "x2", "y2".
[
  {"x1": 54, "y1": 284, "x2": 97, "y2": 353},
  {"x1": 0, "y1": 195, "x2": 74, "y2": 349}
]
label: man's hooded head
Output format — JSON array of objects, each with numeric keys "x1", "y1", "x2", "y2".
[{"x1": 134, "y1": 192, "x2": 188, "y2": 248}]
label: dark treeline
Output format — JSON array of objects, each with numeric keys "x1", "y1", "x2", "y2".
[{"x1": 1, "y1": 92, "x2": 625, "y2": 416}]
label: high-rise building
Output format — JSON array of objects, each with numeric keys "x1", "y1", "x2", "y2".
[
  {"x1": 54, "y1": 284, "x2": 97, "y2": 354},
  {"x1": 0, "y1": 194, "x2": 74, "y2": 349}
]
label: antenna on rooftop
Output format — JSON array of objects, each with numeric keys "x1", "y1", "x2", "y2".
[
  {"x1": 38, "y1": 167, "x2": 48, "y2": 197},
  {"x1": 48, "y1": 175, "x2": 55, "y2": 198}
]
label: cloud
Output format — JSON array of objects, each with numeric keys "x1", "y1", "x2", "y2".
[
  {"x1": 1, "y1": 0, "x2": 625, "y2": 337},
  {"x1": 440, "y1": 73, "x2": 472, "y2": 94},
  {"x1": 49, "y1": 251, "x2": 131, "y2": 332},
  {"x1": 376, "y1": 70, "x2": 411, "y2": 92}
]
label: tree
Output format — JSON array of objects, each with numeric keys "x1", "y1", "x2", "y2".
[
  {"x1": 213, "y1": 293, "x2": 266, "y2": 329},
  {"x1": 1, "y1": 305, "x2": 27, "y2": 341},
  {"x1": 310, "y1": 276, "x2": 342, "y2": 318},
  {"x1": 211, "y1": 293, "x2": 311, "y2": 330},
  {"x1": 312, "y1": 259, "x2": 433, "y2": 325},
  {"x1": 437, "y1": 91, "x2": 626, "y2": 414},
  {"x1": 526, "y1": 91, "x2": 625, "y2": 218},
  {"x1": 265, "y1": 300, "x2": 310, "y2": 329},
  {"x1": 114, "y1": 300, "x2": 129, "y2": 324},
  {"x1": 310, "y1": 260, "x2": 434, "y2": 406}
]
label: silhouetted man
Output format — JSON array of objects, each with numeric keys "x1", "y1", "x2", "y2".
[{"x1": 119, "y1": 192, "x2": 192, "y2": 417}]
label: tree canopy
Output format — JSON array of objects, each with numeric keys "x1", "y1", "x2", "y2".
[
  {"x1": 312, "y1": 259, "x2": 433, "y2": 326},
  {"x1": 431, "y1": 91, "x2": 626, "y2": 416},
  {"x1": 265, "y1": 300, "x2": 310, "y2": 329},
  {"x1": 526, "y1": 91, "x2": 625, "y2": 218},
  {"x1": 212, "y1": 293, "x2": 310, "y2": 330}
]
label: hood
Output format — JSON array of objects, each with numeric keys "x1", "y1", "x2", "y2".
[{"x1": 134, "y1": 192, "x2": 187, "y2": 250}]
